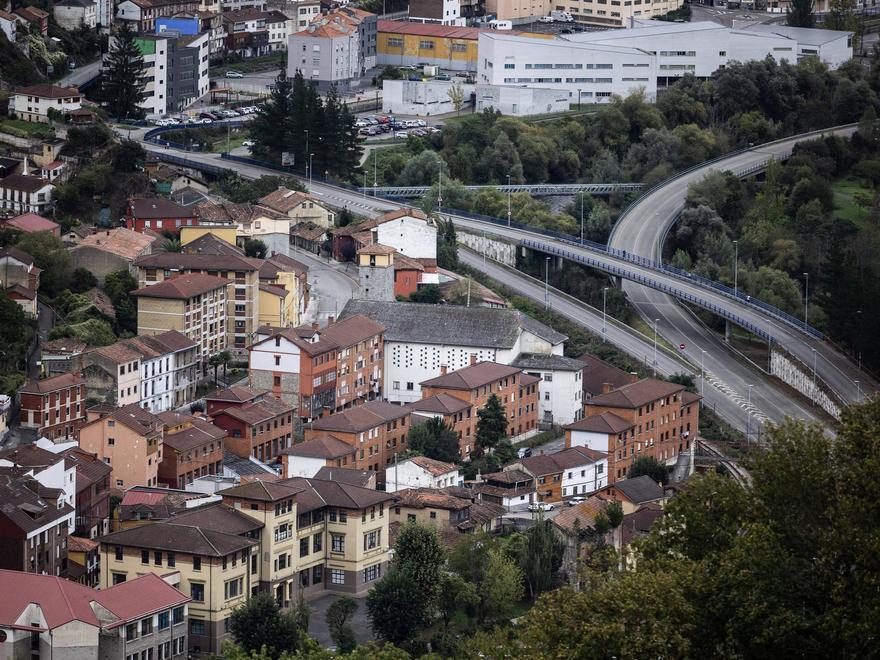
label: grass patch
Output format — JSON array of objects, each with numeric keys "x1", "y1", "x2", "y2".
[
  {"x1": 0, "y1": 118, "x2": 55, "y2": 137},
  {"x1": 514, "y1": 426, "x2": 563, "y2": 449},
  {"x1": 832, "y1": 177, "x2": 872, "y2": 227},
  {"x1": 210, "y1": 53, "x2": 285, "y2": 77}
]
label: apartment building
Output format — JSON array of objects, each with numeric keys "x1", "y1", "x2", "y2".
[
  {"x1": 419, "y1": 361, "x2": 541, "y2": 452},
  {"x1": 279, "y1": 435, "x2": 357, "y2": 478},
  {"x1": 304, "y1": 400, "x2": 411, "y2": 482},
  {"x1": 157, "y1": 412, "x2": 226, "y2": 488},
  {"x1": 133, "y1": 252, "x2": 262, "y2": 358},
  {"x1": 385, "y1": 455, "x2": 461, "y2": 492},
  {"x1": 0, "y1": 444, "x2": 77, "y2": 510},
  {"x1": 511, "y1": 353, "x2": 587, "y2": 425},
  {"x1": 258, "y1": 188, "x2": 335, "y2": 228},
  {"x1": 62, "y1": 447, "x2": 112, "y2": 539},
  {"x1": 331, "y1": 208, "x2": 436, "y2": 262},
  {"x1": 98, "y1": 512, "x2": 259, "y2": 655},
  {"x1": 77, "y1": 404, "x2": 165, "y2": 493},
  {"x1": 502, "y1": 445, "x2": 607, "y2": 503},
  {"x1": 0, "y1": 469, "x2": 75, "y2": 575},
  {"x1": 582, "y1": 378, "x2": 700, "y2": 483},
  {"x1": 10, "y1": 84, "x2": 81, "y2": 124},
  {"x1": 0, "y1": 570, "x2": 189, "y2": 660},
  {"x1": 116, "y1": 0, "x2": 200, "y2": 32},
  {"x1": 209, "y1": 395, "x2": 294, "y2": 463},
  {"x1": 339, "y1": 300, "x2": 566, "y2": 404},
  {"x1": 131, "y1": 274, "x2": 229, "y2": 364},
  {"x1": 258, "y1": 254, "x2": 309, "y2": 328},
  {"x1": 204, "y1": 384, "x2": 265, "y2": 417},
  {"x1": 18, "y1": 372, "x2": 87, "y2": 440},
  {"x1": 81, "y1": 342, "x2": 143, "y2": 407}
]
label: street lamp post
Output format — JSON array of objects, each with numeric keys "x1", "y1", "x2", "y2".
[
  {"x1": 544, "y1": 257, "x2": 551, "y2": 311},
  {"x1": 506, "y1": 174, "x2": 512, "y2": 226},
  {"x1": 602, "y1": 287, "x2": 608, "y2": 342},
  {"x1": 812, "y1": 348, "x2": 817, "y2": 403},
  {"x1": 803, "y1": 272, "x2": 810, "y2": 326},
  {"x1": 701, "y1": 349, "x2": 707, "y2": 399},
  {"x1": 733, "y1": 239, "x2": 739, "y2": 298},
  {"x1": 747, "y1": 384, "x2": 754, "y2": 443},
  {"x1": 580, "y1": 194, "x2": 584, "y2": 244},
  {"x1": 308, "y1": 153, "x2": 314, "y2": 189},
  {"x1": 652, "y1": 318, "x2": 659, "y2": 377}
]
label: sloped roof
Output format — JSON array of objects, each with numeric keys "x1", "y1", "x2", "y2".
[
  {"x1": 407, "y1": 392, "x2": 470, "y2": 415},
  {"x1": 287, "y1": 476, "x2": 393, "y2": 509},
  {"x1": 14, "y1": 84, "x2": 77, "y2": 98},
  {"x1": 585, "y1": 378, "x2": 684, "y2": 410},
  {"x1": 181, "y1": 232, "x2": 244, "y2": 256},
  {"x1": 0, "y1": 174, "x2": 52, "y2": 194},
  {"x1": 577, "y1": 353, "x2": 633, "y2": 396},
  {"x1": 565, "y1": 411, "x2": 634, "y2": 434},
  {"x1": 129, "y1": 198, "x2": 195, "y2": 219},
  {"x1": 6, "y1": 212, "x2": 59, "y2": 233},
  {"x1": 313, "y1": 466, "x2": 374, "y2": 487},
  {"x1": 393, "y1": 487, "x2": 469, "y2": 511},
  {"x1": 19, "y1": 372, "x2": 84, "y2": 395},
  {"x1": 74, "y1": 228, "x2": 158, "y2": 260},
  {"x1": 130, "y1": 273, "x2": 228, "y2": 300},
  {"x1": 421, "y1": 361, "x2": 521, "y2": 391},
  {"x1": 0, "y1": 472, "x2": 74, "y2": 534},
  {"x1": 133, "y1": 252, "x2": 262, "y2": 271},
  {"x1": 319, "y1": 314, "x2": 384, "y2": 348},
  {"x1": 206, "y1": 384, "x2": 265, "y2": 403},
  {"x1": 308, "y1": 400, "x2": 409, "y2": 434},
  {"x1": 98, "y1": 404, "x2": 163, "y2": 436},
  {"x1": 614, "y1": 475, "x2": 664, "y2": 504},
  {"x1": 219, "y1": 479, "x2": 303, "y2": 502},
  {"x1": 258, "y1": 187, "x2": 314, "y2": 214},
  {"x1": 99, "y1": 521, "x2": 257, "y2": 556},
  {"x1": 552, "y1": 496, "x2": 608, "y2": 534},
  {"x1": 512, "y1": 352, "x2": 586, "y2": 372},
  {"x1": 339, "y1": 300, "x2": 565, "y2": 349},
  {"x1": 281, "y1": 435, "x2": 355, "y2": 459},
  {"x1": 67, "y1": 535, "x2": 99, "y2": 552},
  {"x1": 0, "y1": 444, "x2": 64, "y2": 469},
  {"x1": 163, "y1": 417, "x2": 226, "y2": 452},
  {"x1": 357, "y1": 243, "x2": 396, "y2": 256},
  {"x1": 166, "y1": 502, "x2": 263, "y2": 535},
  {"x1": 407, "y1": 455, "x2": 458, "y2": 475}
]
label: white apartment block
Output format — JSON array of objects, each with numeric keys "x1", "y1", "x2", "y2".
[
  {"x1": 558, "y1": 447, "x2": 608, "y2": 496},
  {"x1": 10, "y1": 85, "x2": 82, "y2": 123},
  {"x1": 511, "y1": 353, "x2": 586, "y2": 426},
  {"x1": 385, "y1": 456, "x2": 462, "y2": 493},
  {"x1": 477, "y1": 21, "x2": 853, "y2": 104}
]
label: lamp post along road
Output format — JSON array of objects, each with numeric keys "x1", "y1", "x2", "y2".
[
  {"x1": 602, "y1": 287, "x2": 608, "y2": 342},
  {"x1": 733, "y1": 239, "x2": 739, "y2": 298},
  {"x1": 652, "y1": 318, "x2": 659, "y2": 377},
  {"x1": 506, "y1": 174, "x2": 512, "y2": 226},
  {"x1": 544, "y1": 257, "x2": 550, "y2": 311}
]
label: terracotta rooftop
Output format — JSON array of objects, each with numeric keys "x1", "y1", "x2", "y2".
[
  {"x1": 163, "y1": 417, "x2": 226, "y2": 452},
  {"x1": 205, "y1": 384, "x2": 265, "y2": 403},
  {"x1": 67, "y1": 536, "x2": 99, "y2": 552},
  {"x1": 393, "y1": 487, "x2": 470, "y2": 511},
  {"x1": 578, "y1": 353, "x2": 635, "y2": 396},
  {"x1": 19, "y1": 372, "x2": 84, "y2": 395},
  {"x1": 319, "y1": 314, "x2": 384, "y2": 348},
  {"x1": 258, "y1": 187, "x2": 314, "y2": 214},
  {"x1": 357, "y1": 243, "x2": 396, "y2": 256},
  {"x1": 14, "y1": 83, "x2": 78, "y2": 98},
  {"x1": 553, "y1": 496, "x2": 609, "y2": 534},
  {"x1": 5, "y1": 212, "x2": 58, "y2": 233},
  {"x1": 565, "y1": 411, "x2": 635, "y2": 434},
  {"x1": 308, "y1": 400, "x2": 410, "y2": 434},
  {"x1": 407, "y1": 392, "x2": 470, "y2": 415},
  {"x1": 406, "y1": 455, "x2": 458, "y2": 476},
  {"x1": 420, "y1": 361, "x2": 522, "y2": 391},
  {"x1": 73, "y1": 228, "x2": 157, "y2": 261},
  {"x1": 131, "y1": 273, "x2": 228, "y2": 300},
  {"x1": 585, "y1": 378, "x2": 685, "y2": 410},
  {"x1": 281, "y1": 435, "x2": 356, "y2": 459},
  {"x1": 260, "y1": 253, "x2": 309, "y2": 278},
  {"x1": 129, "y1": 197, "x2": 195, "y2": 219}
]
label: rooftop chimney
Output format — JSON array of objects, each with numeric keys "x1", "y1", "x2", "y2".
[
  {"x1": 440, "y1": 365, "x2": 447, "y2": 375},
  {"x1": 629, "y1": 372, "x2": 639, "y2": 384},
  {"x1": 328, "y1": 315, "x2": 335, "y2": 325},
  {"x1": 311, "y1": 322, "x2": 319, "y2": 331},
  {"x1": 469, "y1": 354, "x2": 477, "y2": 366},
  {"x1": 602, "y1": 382, "x2": 613, "y2": 394}
]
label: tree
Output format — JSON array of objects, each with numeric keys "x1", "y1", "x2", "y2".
[
  {"x1": 101, "y1": 22, "x2": 146, "y2": 120},
  {"x1": 250, "y1": 68, "x2": 295, "y2": 164},
  {"x1": 325, "y1": 596, "x2": 358, "y2": 654},
  {"x1": 338, "y1": 208, "x2": 354, "y2": 227},
  {"x1": 483, "y1": 548, "x2": 524, "y2": 622},
  {"x1": 229, "y1": 592, "x2": 302, "y2": 659},
  {"x1": 437, "y1": 217, "x2": 458, "y2": 270},
  {"x1": 448, "y1": 82, "x2": 466, "y2": 116},
  {"x1": 474, "y1": 393, "x2": 508, "y2": 458},
  {"x1": 406, "y1": 417, "x2": 460, "y2": 463},
  {"x1": 70, "y1": 268, "x2": 97, "y2": 293},
  {"x1": 112, "y1": 140, "x2": 146, "y2": 173},
  {"x1": 103, "y1": 269, "x2": 138, "y2": 335},
  {"x1": 407, "y1": 284, "x2": 442, "y2": 304},
  {"x1": 787, "y1": 0, "x2": 814, "y2": 27},
  {"x1": 365, "y1": 569, "x2": 426, "y2": 645},
  {"x1": 244, "y1": 238, "x2": 267, "y2": 259},
  {"x1": 436, "y1": 572, "x2": 477, "y2": 632},
  {"x1": 627, "y1": 456, "x2": 668, "y2": 484},
  {"x1": 291, "y1": 588, "x2": 310, "y2": 632},
  {"x1": 392, "y1": 521, "x2": 447, "y2": 620},
  {"x1": 518, "y1": 517, "x2": 564, "y2": 601},
  {"x1": 159, "y1": 238, "x2": 182, "y2": 253},
  {"x1": 209, "y1": 351, "x2": 232, "y2": 385},
  {"x1": 15, "y1": 232, "x2": 71, "y2": 298}
]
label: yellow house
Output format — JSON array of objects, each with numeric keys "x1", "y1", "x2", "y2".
[
  {"x1": 258, "y1": 188, "x2": 336, "y2": 229},
  {"x1": 259, "y1": 254, "x2": 309, "y2": 327},
  {"x1": 180, "y1": 224, "x2": 238, "y2": 247}
]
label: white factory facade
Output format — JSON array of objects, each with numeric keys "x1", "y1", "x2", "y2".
[{"x1": 476, "y1": 21, "x2": 853, "y2": 108}]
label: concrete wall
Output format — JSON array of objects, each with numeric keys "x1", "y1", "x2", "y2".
[
  {"x1": 456, "y1": 229, "x2": 516, "y2": 266},
  {"x1": 770, "y1": 349, "x2": 841, "y2": 420},
  {"x1": 475, "y1": 83, "x2": 570, "y2": 116},
  {"x1": 359, "y1": 264, "x2": 395, "y2": 301},
  {"x1": 381, "y1": 79, "x2": 474, "y2": 115},
  {"x1": 70, "y1": 246, "x2": 134, "y2": 284}
]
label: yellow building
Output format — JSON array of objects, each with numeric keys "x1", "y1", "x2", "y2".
[
  {"x1": 258, "y1": 254, "x2": 309, "y2": 328},
  {"x1": 377, "y1": 19, "x2": 551, "y2": 72},
  {"x1": 258, "y1": 188, "x2": 336, "y2": 229},
  {"x1": 99, "y1": 476, "x2": 394, "y2": 655},
  {"x1": 180, "y1": 224, "x2": 238, "y2": 247}
]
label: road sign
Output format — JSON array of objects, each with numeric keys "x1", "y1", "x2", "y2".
[{"x1": 678, "y1": 343, "x2": 686, "y2": 351}]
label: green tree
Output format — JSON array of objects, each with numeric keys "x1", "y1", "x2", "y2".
[
  {"x1": 70, "y1": 267, "x2": 97, "y2": 293},
  {"x1": 627, "y1": 456, "x2": 668, "y2": 484},
  {"x1": 244, "y1": 238, "x2": 267, "y2": 259},
  {"x1": 250, "y1": 68, "x2": 295, "y2": 164},
  {"x1": 787, "y1": 0, "x2": 815, "y2": 27},
  {"x1": 209, "y1": 351, "x2": 232, "y2": 385},
  {"x1": 392, "y1": 521, "x2": 447, "y2": 620},
  {"x1": 112, "y1": 140, "x2": 146, "y2": 173},
  {"x1": 448, "y1": 82, "x2": 466, "y2": 115},
  {"x1": 406, "y1": 417, "x2": 460, "y2": 463},
  {"x1": 101, "y1": 22, "x2": 146, "y2": 120},
  {"x1": 365, "y1": 569, "x2": 425, "y2": 645},
  {"x1": 229, "y1": 592, "x2": 302, "y2": 659},
  {"x1": 436, "y1": 572, "x2": 477, "y2": 632},
  {"x1": 474, "y1": 393, "x2": 508, "y2": 458},
  {"x1": 436, "y1": 217, "x2": 458, "y2": 270},
  {"x1": 483, "y1": 548, "x2": 524, "y2": 622},
  {"x1": 407, "y1": 285, "x2": 442, "y2": 304},
  {"x1": 325, "y1": 596, "x2": 358, "y2": 654},
  {"x1": 518, "y1": 517, "x2": 564, "y2": 601},
  {"x1": 15, "y1": 232, "x2": 72, "y2": 298},
  {"x1": 337, "y1": 208, "x2": 354, "y2": 227},
  {"x1": 291, "y1": 588, "x2": 310, "y2": 632},
  {"x1": 103, "y1": 270, "x2": 138, "y2": 335},
  {"x1": 159, "y1": 238, "x2": 182, "y2": 253}
]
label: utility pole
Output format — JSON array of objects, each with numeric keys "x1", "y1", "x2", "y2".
[
  {"x1": 544, "y1": 257, "x2": 550, "y2": 311},
  {"x1": 506, "y1": 174, "x2": 512, "y2": 226},
  {"x1": 652, "y1": 318, "x2": 659, "y2": 377},
  {"x1": 580, "y1": 194, "x2": 584, "y2": 244},
  {"x1": 747, "y1": 384, "x2": 753, "y2": 443},
  {"x1": 803, "y1": 272, "x2": 809, "y2": 326},
  {"x1": 701, "y1": 349, "x2": 706, "y2": 399},
  {"x1": 733, "y1": 239, "x2": 738, "y2": 298},
  {"x1": 602, "y1": 287, "x2": 608, "y2": 342}
]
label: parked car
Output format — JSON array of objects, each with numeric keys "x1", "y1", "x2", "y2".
[
  {"x1": 408, "y1": 74, "x2": 421, "y2": 81},
  {"x1": 232, "y1": 107, "x2": 247, "y2": 115},
  {"x1": 395, "y1": 130, "x2": 410, "y2": 139},
  {"x1": 517, "y1": 447, "x2": 532, "y2": 459},
  {"x1": 198, "y1": 118, "x2": 213, "y2": 124},
  {"x1": 243, "y1": 140, "x2": 255, "y2": 147},
  {"x1": 225, "y1": 70, "x2": 244, "y2": 78},
  {"x1": 538, "y1": 14, "x2": 555, "y2": 22},
  {"x1": 528, "y1": 502, "x2": 555, "y2": 512},
  {"x1": 435, "y1": 73, "x2": 451, "y2": 81},
  {"x1": 567, "y1": 496, "x2": 586, "y2": 506}
]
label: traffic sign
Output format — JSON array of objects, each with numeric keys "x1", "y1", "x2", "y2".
[{"x1": 678, "y1": 343, "x2": 686, "y2": 351}]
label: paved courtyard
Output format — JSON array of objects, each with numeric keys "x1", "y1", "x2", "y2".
[{"x1": 306, "y1": 593, "x2": 375, "y2": 649}]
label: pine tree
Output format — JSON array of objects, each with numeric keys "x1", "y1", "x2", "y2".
[
  {"x1": 304, "y1": 82, "x2": 324, "y2": 177},
  {"x1": 250, "y1": 66, "x2": 294, "y2": 164},
  {"x1": 321, "y1": 85, "x2": 344, "y2": 177},
  {"x1": 101, "y1": 22, "x2": 146, "y2": 120},
  {"x1": 475, "y1": 393, "x2": 508, "y2": 458},
  {"x1": 786, "y1": 0, "x2": 815, "y2": 27},
  {"x1": 288, "y1": 71, "x2": 308, "y2": 170},
  {"x1": 337, "y1": 101, "x2": 363, "y2": 179}
]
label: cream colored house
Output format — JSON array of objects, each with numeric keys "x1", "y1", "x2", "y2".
[
  {"x1": 259, "y1": 254, "x2": 308, "y2": 327},
  {"x1": 258, "y1": 188, "x2": 335, "y2": 229}
]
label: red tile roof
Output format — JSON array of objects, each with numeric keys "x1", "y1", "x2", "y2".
[
  {"x1": 14, "y1": 84, "x2": 75, "y2": 98},
  {"x1": 129, "y1": 197, "x2": 196, "y2": 219},
  {"x1": 281, "y1": 435, "x2": 356, "y2": 459},
  {"x1": 131, "y1": 273, "x2": 228, "y2": 300},
  {"x1": 420, "y1": 361, "x2": 521, "y2": 391},
  {"x1": 19, "y1": 372, "x2": 84, "y2": 395},
  {"x1": 585, "y1": 378, "x2": 684, "y2": 409},
  {"x1": 565, "y1": 411, "x2": 634, "y2": 434},
  {"x1": 6, "y1": 212, "x2": 59, "y2": 233}
]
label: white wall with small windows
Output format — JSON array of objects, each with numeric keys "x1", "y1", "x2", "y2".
[{"x1": 560, "y1": 453, "x2": 608, "y2": 496}]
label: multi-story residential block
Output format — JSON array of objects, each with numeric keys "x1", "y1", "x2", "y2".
[
  {"x1": 409, "y1": 0, "x2": 465, "y2": 25},
  {"x1": 0, "y1": 169, "x2": 55, "y2": 216},
  {"x1": 0, "y1": 246, "x2": 40, "y2": 318},
  {"x1": 13, "y1": 6, "x2": 49, "y2": 34},
  {"x1": 385, "y1": 455, "x2": 461, "y2": 492},
  {"x1": 222, "y1": 8, "x2": 290, "y2": 56},
  {"x1": 0, "y1": 570, "x2": 190, "y2": 660},
  {"x1": 0, "y1": 444, "x2": 77, "y2": 510},
  {"x1": 157, "y1": 412, "x2": 226, "y2": 488},
  {"x1": 126, "y1": 198, "x2": 200, "y2": 234},
  {"x1": 287, "y1": 7, "x2": 377, "y2": 91},
  {"x1": 10, "y1": 84, "x2": 82, "y2": 123},
  {"x1": 331, "y1": 208, "x2": 436, "y2": 262},
  {"x1": 131, "y1": 274, "x2": 229, "y2": 364},
  {"x1": 304, "y1": 400, "x2": 411, "y2": 481},
  {"x1": 204, "y1": 384, "x2": 265, "y2": 417},
  {"x1": 258, "y1": 254, "x2": 309, "y2": 327},
  {"x1": 578, "y1": 353, "x2": 634, "y2": 400},
  {"x1": 53, "y1": 0, "x2": 97, "y2": 29},
  {"x1": 18, "y1": 373, "x2": 87, "y2": 440},
  {"x1": 511, "y1": 353, "x2": 587, "y2": 426},
  {"x1": 98, "y1": 514, "x2": 256, "y2": 655},
  {"x1": 258, "y1": 188, "x2": 335, "y2": 227},
  {"x1": 503, "y1": 445, "x2": 607, "y2": 503},
  {"x1": 390, "y1": 488, "x2": 505, "y2": 537},
  {"x1": 419, "y1": 361, "x2": 541, "y2": 450},
  {"x1": 209, "y1": 395, "x2": 293, "y2": 463},
  {"x1": 279, "y1": 435, "x2": 357, "y2": 478},
  {"x1": 77, "y1": 404, "x2": 165, "y2": 493},
  {"x1": 474, "y1": 468, "x2": 535, "y2": 511},
  {"x1": 339, "y1": 300, "x2": 566, "y2": 405},
  {"x1": 0, "y1": 469, "x2": 75, "y2": 575},
  {"x1": 581, "y1": 378, "x2": 700, "y2": 483},
  {"x1": 81, "y1": 341, "x2": 145, "y2": 408},
  {"x1": 67, "y1": 535, "x2": 100, "y2": 586},
  {"x1": 116, "y1": 0, "x2": 200, "y2": 33},
  {"x1": 62, "y1": 447, "x2": 112, "y2": 539},
  {"x1": 133, "y1": 252, "x2": 262, "y2": 357}
]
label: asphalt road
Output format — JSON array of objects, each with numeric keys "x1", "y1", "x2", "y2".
[
  {"x1": 608, "y1": 125, "x2": 873, "y2": 411},
  {"x1": 289, "y1": 245, "x2": 360, "y2": 326},
  {"x1": 57, "y1": 59, "x2": 102, "y2": 88}
]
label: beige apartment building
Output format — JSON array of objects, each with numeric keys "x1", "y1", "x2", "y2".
[
  {"x1": 131, "y1": 274, "x2": 228, "y2": 366},
  {"x1": 98, "y1": 476, "x2": 393, "y2": 654},
  {"x1": 133, "y1": 253, "x2": 262, "y2": 358},
  {"x1": 486, "y1": 0, "x2": 679, "y2": 25}
]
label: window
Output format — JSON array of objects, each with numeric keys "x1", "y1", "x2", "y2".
[
  {"x1": 429, "y1": 511, "x2": 437, "y2": 519},
  {"x1": 300, "y1": 537, "x2": 309, "y2": 557},
  {"x1": 363, "y1": 529, "x2": 380, "y2": 551},
  {"x1": 141, "y1": 550, "x2": 149, "y2": 564},
  {"x1": 313, "y1": 533, "x2": 322, "y2": 553},
  {"x1": 172, "y1": 606, "x2": 184, "y2": 625},
  {"x1": 190, "y1": 619, "x2": 205, "y2": 635},
  {"x1": 331, "y1": 569, "x2": 345, "y2": 584},
  {"x1": 126, "y1": 623, "x2": 138, "y2": 641},
  {"x1": 224, "y1": 577, "x2": 244, "y2": 600},
  {"x1": 113, "y1": 572, "x2": 126, "y2": 585},
  {"x1": 158, "y1": 612, "x2": 170, "y2": 631},
  {"x1": 339, "y1": 511, "x2": 347, "y2": 523},
  {"x1": 193, "y1": 556, "x2": 201, "y2": 571},
  {"x1": 312, "y1": 565, "x2": 323, "y2": 584},
  {"x1": 190, "y1": 583, "x2": 205, "y2": 602},
  {"x1": 300, "y1": 569, "x2": 310, "y2": 587},
  {"x1": 154, "y1": 551, "x2": 162, "y2": 566},
  {"x1": 167, "y1": 552, "x2": 175, "y2": 567},
  {"x1": 331, "y1": 534, "x2": 344, "y2": 553},
  {"x1": 115, "y1": 546, "x2": 123, "y2": 561},
  {"x1": 418, "y1": 39, "x2": 434, "y2": 49},
  {"x1": 363, "y1": 563, "x2": 381, "y2": 582},
  {"x1": 406, "y1": 382, "x2": 414, "y2": 391},
  {"x1": 141, "y1": 618, "x2": 153, "y2": 636}
]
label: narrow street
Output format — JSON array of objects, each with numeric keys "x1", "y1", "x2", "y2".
[{"x1": 290, "y1": 246, "x2": 360, "y2": 326}]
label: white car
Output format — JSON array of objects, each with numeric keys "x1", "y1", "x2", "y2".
[
  {"x1": 243, "y1": 140, "x2": 255, "y2": 147},
  {"x1": 528, "y1": 502, "x2": 555, "y2": 512},
  {"x1": 225, "y1": 70, "x2": 244, "y2": 78},
  {"x1": 198, "y1": 118, "x2": 213, "y2": 124},
  {"x1": 567, "y1": 496, "x2": 586, "y2": 506},
  {"x1": 538, "y1": 15, "x2": 554, "y2": 22}
]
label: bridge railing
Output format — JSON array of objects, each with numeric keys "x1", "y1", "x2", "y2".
[{"x1": 441, "y1": 205, "x2": 821, "y2": 339}]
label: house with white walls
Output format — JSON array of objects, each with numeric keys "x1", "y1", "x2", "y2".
[{"x1": 385, "y1": 455, "x2": 461, "y2": 493}]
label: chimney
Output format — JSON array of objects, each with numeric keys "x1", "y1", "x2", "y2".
[
  {"x1": 602, "y1": 382, "x2": 613, "y2": 394},
  {"x1": 629, "y1": 372, "x2": 639, "y2": 384},
  {"x1": 328, "y1": 315, "x2": 335, "y2": 325},
  {"x1": 440, "y1": 365, "x2": 447, "y2": 375},
  {"x1": 469, "y1": 354, "x2": 477, "y2": 366},
  {"x1": 311, "y1": 322, "x2": 319, "y2": 331}
]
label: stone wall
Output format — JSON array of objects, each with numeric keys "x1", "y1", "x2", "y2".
[
  {"x1": 456, "y1": 230, "x2": 516, "y2": 267},
  {"x1": 770, "y1": 349, "x2": 841, "y2": 420}
]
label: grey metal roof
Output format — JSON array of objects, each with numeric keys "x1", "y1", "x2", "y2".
[
  {"x1": 222, "y1": 449, "x2": 278, "y2": 477},
  {"x1": 740, "y1": 23, "x2": 851, "y2": 45},
  {"x1": 339, "y1": 300, "x2": 566, "y2": 349},
  {"x1": 511, "y1": 352, "x2": 585, "y2": 372},
  {"x1": 615, "y1": 475, "x2": 664, "y2": 504}
]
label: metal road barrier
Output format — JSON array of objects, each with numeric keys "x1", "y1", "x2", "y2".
[{"x1": 362, "y1": 182, "x2": 644, "y2": 197}]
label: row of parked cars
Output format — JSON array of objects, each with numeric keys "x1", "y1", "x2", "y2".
[
  {"x1": 153, "y1": 105, "x2": 261, "y2": 126},
  {"x1": 356, "y1": 115, "x2": 442, "y2": 138}
]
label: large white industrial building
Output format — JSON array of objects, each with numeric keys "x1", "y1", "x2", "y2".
[{"x1": 477, "y1": 21, "x2": 853, "y2": 107}]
